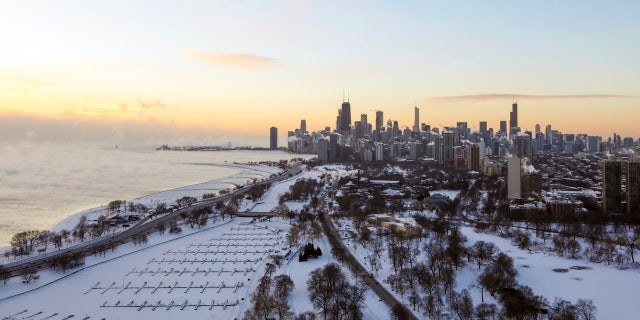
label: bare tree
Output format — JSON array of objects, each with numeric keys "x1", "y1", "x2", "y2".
[
  {"x1": 475, "y1": 303, "x2": 498, "y2": 320},
  {"x1": 0, "y1": 265, "x2": 9, "y2": 284},
  {"x1": 20, "y1": 268, "x2": 40, "y2": 283},
  {"x1": 450, "y1": 289, "x2": 474, "y2": 320},
  {"x1": 575, "y1": 299, "x2": 597, "y2": 320},
  {"x1": 274, "y1": 274, "x2": 295, "y2": 301},
  {"x1": 108, "y1": 200, "x2": 124, "y2": 215},
  {"x1": 307, "y1": 263, "x2": 364, "y2": 320}
]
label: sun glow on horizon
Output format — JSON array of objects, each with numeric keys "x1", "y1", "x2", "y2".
[{"x1": 0, "y1": 1, "x2": 638, "y2": 144}]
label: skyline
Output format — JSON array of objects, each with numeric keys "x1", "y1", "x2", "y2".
[{"x1": 1, "y1": 1, "x2": 639, "y2": 146}]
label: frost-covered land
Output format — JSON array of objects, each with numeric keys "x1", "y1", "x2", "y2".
[
  {"x1": 2, "y1": 163, "x2": 640, "y2": 319},
  {"x1": 0, "y1": 165, "x2": 389, "y2": 320}
]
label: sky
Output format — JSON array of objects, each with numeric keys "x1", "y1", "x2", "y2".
[{"x1": 0, "y1": 1, "x2": 639, "y2": 146}]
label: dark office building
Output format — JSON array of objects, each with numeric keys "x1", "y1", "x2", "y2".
[
  {"x1": 340, "y1": 101, "x2": 351, "y2": 134},
  {"x1": 269, "y1": 127, "x2": 278, "y2": 150},
  {"x1": 628, "y1": 161, "x2": 640, "y2": 215},
  {"x1": 509, "y1": 100, "x2": 518, "y2": 135},
  {"x1": 603, "y1": 161, "x2": 623, "y2": 214}
]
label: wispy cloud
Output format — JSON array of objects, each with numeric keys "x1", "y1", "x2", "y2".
[
  {"x1": 181, "y1": 49, "x2": 281, "y2": 69},
  {"x1": 0, "y1": 76, "x2": 53, "y2": 91},
  {"x1": 77, "y1": 99, "x2": 166, "y2": 117},
  {"x1": 429, "y1": 93, "x2": 635, "y2": 101},
  {"x1": 137, "y1": 98, "x2": 165, "y2": 109}
]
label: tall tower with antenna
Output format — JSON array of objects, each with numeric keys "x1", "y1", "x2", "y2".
[
  {"x1": 413, "y1": 105, "x2": 420, "y2": 132},
  {"x1": 339, "y1": 92, "x2": 351, "y2": 134},
  {"x1": 509, "y1": 97, "x2": 518, "y2": 136}
]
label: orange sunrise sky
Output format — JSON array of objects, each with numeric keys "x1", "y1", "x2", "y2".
[{"x1": 1, "y1": 1, "x2": 638, "y2": 147}]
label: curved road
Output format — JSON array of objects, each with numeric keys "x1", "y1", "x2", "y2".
[{"x1": 320, "y1": 216, "x2": 418, "y2": 320}]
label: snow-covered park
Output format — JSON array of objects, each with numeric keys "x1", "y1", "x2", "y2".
[
  {"x1": 337, "y1": 216, "x2": 640, "y2": 320},
  {"x1": 4, "y1": 162, "x2": 639, "y2": 319},
  {"x1": 0, "y1": 165, "x2": 392, "y2": 320}
]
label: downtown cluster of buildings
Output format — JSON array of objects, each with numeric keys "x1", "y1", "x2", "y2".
[{"x1": 268, "y1": 98, "x2": 640, "y2": 216}]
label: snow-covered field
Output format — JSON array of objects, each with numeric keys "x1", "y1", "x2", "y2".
[
  {"x1": 338, "y1": 216, "x2": 640, "y2": 320},
  {"x1": 0, "y1": 218, "x2": 287, "y2": 319},
  {"x1": 282, "y1": 228, "x2": 390, "y2": 319},
  {"x1": 7, "y1": 162, "x2": 636, "y2": 319},
  {"x1": 459, "y1": 226, "x2": 640, "y2": 320}
]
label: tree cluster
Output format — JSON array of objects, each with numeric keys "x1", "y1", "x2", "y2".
[
  {"x1": 50, "y1": 252, "x2": 85, "y2": 272},
  {"x1": 299, "y1": 243, "x2": 322, "y2": 262},
  {"x1": 247, "y1": 184, "x2": 270, "y2": 202},
  {"x1": 280, "y1": 178, "x2": 322, "y2": 203},
  {"x1": 10, "y1": 230, "x2": 46, "y2": 256},
  {"x1": 306, "y1": 263, "x2": 366, "y2": 320},
  {"x1": 243, "y1": 268, "x2": 295, "y2": 320}
]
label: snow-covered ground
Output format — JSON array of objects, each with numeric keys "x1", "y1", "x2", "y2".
[
  {"x1": 430, "y1": 189, "x2": 461, "y2": 200},
  {"x1": 337, "y1": 215, "x2": 640, "y2": 320},
  {"x1": 9, "y1": 161, "x2": 636, "y2": 319},
  {"x1": 459, "y1": 226, "x2": 640, "y2": 320},
  {"x1": 1, "y1": 217, "x2": 280, "y2": 319},
  {"x1": 282, "y1": 230, "x2": 390, "y2": 319},
  {"x1": 0, "y1": 166, "x2": 392, "y2": 320}
]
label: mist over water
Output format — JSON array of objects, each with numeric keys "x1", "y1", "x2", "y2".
[{"x1": 0, "y1": 142, "x2": 305, "y2": 246}]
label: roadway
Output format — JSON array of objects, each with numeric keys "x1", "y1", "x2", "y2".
[
  {"x1": 321, "y1": 215, "x2": 419, "y2": 320},
  {"x1": 316, "y1": 179, "x2": 418, "y2": 320}
]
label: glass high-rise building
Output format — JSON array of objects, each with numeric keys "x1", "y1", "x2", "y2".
[{"x1": 269, "y1": 127, "x2": 278, "y2": 150}]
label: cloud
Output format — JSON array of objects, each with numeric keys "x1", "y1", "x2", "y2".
[
  {"x1": 0, "y1": 76, "x2": 53, "y2": 91},
  {"x1": 138, "y1": 98, "x2": 165, "y2": 109},
  {"x1": 429, "y1": 93, "x2": 635, "y2": 101},
  {"x1": 78, "y1": 99, "x2": 165, "y2": 117},
  {"x1": 181, "y1": 49, "x2": 281, "y2": 69}
]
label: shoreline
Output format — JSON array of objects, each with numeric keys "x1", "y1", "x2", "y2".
[
  {"x1": 50, "y1": 162, "x2": 278, "y2": 232},
  {"x1": 1, "y1": 162, "x2": 281, "y2": 250}
]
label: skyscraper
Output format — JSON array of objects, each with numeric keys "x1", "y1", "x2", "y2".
[
  {"x1": 500, "y1": 121, "x2": 507, "y2": 134},
  {"x1": 375, "y1": 110, "x2": 384, "y2": 142},
  {"x1": 300, "y1": 119, "x2": 307, "y2": 132},
  {"x1": 433, "y1": 134, "x2": 443, "y2": 162},
  {"x1": 479, "y1": 121, "x2": 487, "y2": 133},
  {"x1": 413, "y1": 106, "x2": 420, "y2": 132},
  {"x1": 587, "y1": 136, "x2": 601, "y2": 153},
  {"x1": 360, "y1": 114, "x2": 368, "y2": 138},
  {"x1": 443, "y1": 130, "x2": 455, "y2": 164},
  {"x1": 508, "y1": 156, "x2": 522, "y2": 199},
  {"x1": 392, "y1": 121, "x2": 400, "y2": 140},
  {"x1": 513, "y1": 134, "x2": 532, "y2": 163},
  {"x1": 340, "y1": 101, "x2": 351, "y2": 134},
  {"x1": 269, "y1": 127, "x2": 278, "y2": 150},
  {"x1": 317, "y1": 137, "x2": 328, "y2": 162},
  {"x1": 375, "y1": 111, "x2": 383, "y2": 132},
  {"x1": 603, "y1": 161, "x2": 623, "y2": 214},
  {"x1": 628, "y1": 161, "x2": 640, "y2": 215},
  {"x1": 509, "y1": 99, "x2": 518, "y2": 135},
  {"x1": 468, "y1": 144, "x2": 480, "y2": 171}
]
